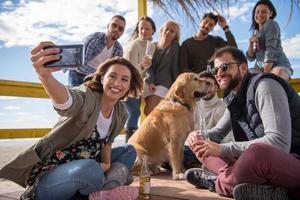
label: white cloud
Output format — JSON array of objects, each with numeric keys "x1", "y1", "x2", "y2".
[
  {"x1": 227, "y1": 2, "x2": 254, "y2": 21},
  {"x1": 3, "y1": 106, "x2": 21, "y2": 110},
  {"x1": 1, "y1": 0, "x2": 14, "y2": 9},
  {"x1": 0, "y1": 0, "x2": 138, "y2": 47},
  {"x1": 282, "y1": 34, "x2": 300, "y2": 59}
]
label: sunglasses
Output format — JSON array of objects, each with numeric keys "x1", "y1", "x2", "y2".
[
  {"x1": 212, "y1": 62, "x2": 240, "y2": 75},
  {"x1": 111, "y1": 23, "x2": 125, "y2": 32}
]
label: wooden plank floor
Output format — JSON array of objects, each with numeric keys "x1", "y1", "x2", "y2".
[{"x1": 0, "y1": 175, "x2": 232, "y2": 200}]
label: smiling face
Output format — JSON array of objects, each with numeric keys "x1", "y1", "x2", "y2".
[
  {"x1": 138, "y1": 20, "x2": 154, "y2": 40},
  {"x1": 201, "y1": 77, "x2": 218, "y2": 101},
  {"x1": 107, "y1": 17, "x2": 126, "y2": 41},
  {"x1": 214, "y1": 52, "x2": 246, "y2": 92},
  {"x1": 198, "y1": 16, "x2": 216, "y2": 36},
  {"x1": 102, "y1": 64, "x2": 131, "y2": 102},
  {"x1": 255, "y1": 4, "x2": 273, "y2": 26}
]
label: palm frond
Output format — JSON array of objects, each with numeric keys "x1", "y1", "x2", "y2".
[{"x1": 149, "y1": 0, "x2": 299, "y2": 27}]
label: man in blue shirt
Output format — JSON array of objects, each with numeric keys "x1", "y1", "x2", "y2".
[{"x1": 69, "y1": 15, "x2": 126, "y2": 86}]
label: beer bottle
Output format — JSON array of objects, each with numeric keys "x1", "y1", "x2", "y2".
[{"x1": 139, "y1": 155, "x2": 151, "y2": 199}]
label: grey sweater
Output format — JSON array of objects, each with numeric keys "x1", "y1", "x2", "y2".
[
  {"x1": 145, "y1": 42, "x2": 180, "y2": 88},
  {"x1": 208, "y1": 78, "x2": 291, "y2": 158}
]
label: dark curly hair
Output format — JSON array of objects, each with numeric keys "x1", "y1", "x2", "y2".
[{"x1": 84, "y1": 57, "x2": 143, "y2": 100}]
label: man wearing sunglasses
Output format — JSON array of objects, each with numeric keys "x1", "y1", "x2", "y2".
[
  {"x1": 68, "y1": 15, "x2": 126, "y2": 87},
  {"x1": 185, "y1": 46, "x2": 300, "y2": 199},
  {"x1": 179, "y1": 12, "x2": 237, "y2": 74}
]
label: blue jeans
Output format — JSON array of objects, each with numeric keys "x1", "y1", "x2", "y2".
[
  {"x1": 68, "y1": 70, "x2": 85, "y2": 87},
  {"x1": 124, "y1": 97, "x2": 141, "y2": 130},
  {"x1": 183, "y1": 145, "x2": 201, "y2": 168},
  {"x1": 35, "y1": 144, "x2": 136, "y2": 200}
]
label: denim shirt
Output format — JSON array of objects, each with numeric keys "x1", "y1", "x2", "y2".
[
  {"x1": 76, "y1": 32, "x2": 123, "y2": 75},
  {"x1": 246, "y1": 20, "x2": 292, "y2": 74}
]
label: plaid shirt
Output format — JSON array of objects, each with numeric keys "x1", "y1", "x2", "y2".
[{"x1": 76, "y1": 32, "x2": 123, "y2": 75}]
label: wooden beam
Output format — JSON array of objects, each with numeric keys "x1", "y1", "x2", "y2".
[
  {"x1": 0, "y1": 128, "x2": 51, "y2": 139},
  {"x1": 0, "y1": 80, "x2": 48, "y2": 98},
  {"x1": 289, "y1": 78, "x2": 300, "y2": 92},
  {"x1": 138, "y1": 0, "x2": 147, "y2": 17}
]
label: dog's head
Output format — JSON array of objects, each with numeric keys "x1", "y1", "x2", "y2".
[{"x1": 165, "y1": 73, "x2": 209, "y2": 107}]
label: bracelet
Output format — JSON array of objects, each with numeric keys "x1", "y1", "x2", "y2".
[{"x1": 223, "y1": 25, "x2": 229, "y2": 31}]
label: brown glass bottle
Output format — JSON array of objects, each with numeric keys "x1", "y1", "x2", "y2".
[{"x1": 139, "y1": 155, "x2": 151, "y2": 199}]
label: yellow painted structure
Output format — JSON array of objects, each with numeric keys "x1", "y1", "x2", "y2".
[
  {"x1": 1, "y1": 0, "x2": 300, "y2": 139},
  {"x1": 138, "y1": 0, "x2": 147, "y2": 17}
]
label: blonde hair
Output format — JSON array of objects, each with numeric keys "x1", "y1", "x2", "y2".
[{"x1": 160, "y1": 20, "x2": 180, "y2": 43}]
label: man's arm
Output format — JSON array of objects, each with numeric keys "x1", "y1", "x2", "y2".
[
  {"x1": 220, "y1": 79, "x2": 291, "y2": 157},
  {"x1": 178, "y1": 40, "x2": 190, "y2": 73}
]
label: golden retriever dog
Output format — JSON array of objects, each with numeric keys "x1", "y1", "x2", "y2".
[{"x1": 128, "y1": 73, "x2": 208, "y2": 180}]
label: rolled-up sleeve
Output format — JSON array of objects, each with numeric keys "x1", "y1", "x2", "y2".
[{"x1": 264, "y1": 21, "x2": 280, "y2": 63}]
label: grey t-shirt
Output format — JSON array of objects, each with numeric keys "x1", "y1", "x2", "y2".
[{"x1": 208, "y1": 78, "x2": 291, "y2": 158}]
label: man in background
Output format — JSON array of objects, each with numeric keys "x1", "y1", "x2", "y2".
[
  {"x1": 179, "y1": 12, "x2": 237, "y2": 74},
  {"x1": 69, "y1": 15, "x2": 126, "y2": 86}
]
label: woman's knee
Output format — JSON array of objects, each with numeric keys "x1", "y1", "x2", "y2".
[{"x1": 70, "y1": 160, "x2": 104, "y2": 182}]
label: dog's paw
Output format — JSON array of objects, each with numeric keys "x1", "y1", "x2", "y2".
[{"x1": 173, "y1": 173, "x2": 185, "y2": 180}]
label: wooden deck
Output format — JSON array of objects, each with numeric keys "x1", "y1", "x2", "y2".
[{"x1": 0, "y1": 174, "x2": 232, "y2": 200}]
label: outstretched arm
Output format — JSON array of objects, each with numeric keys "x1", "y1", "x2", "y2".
[{"x1": 31, "y1": 41, "x2": 69, "y2": 104}]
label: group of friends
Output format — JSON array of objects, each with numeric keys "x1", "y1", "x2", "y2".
[{"x1": 0, "y1": 0, "x2": 299, "y2": 200}]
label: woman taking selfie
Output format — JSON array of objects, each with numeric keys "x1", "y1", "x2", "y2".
[{"x1": 0, "y1": 41, "x2": 143, "y2": 200}]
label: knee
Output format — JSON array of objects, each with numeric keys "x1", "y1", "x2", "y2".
[
  {"x1": 231, "y1": 143, "x2": 274, "y2": 181},
  {"x1": 244, "y1": 143, "x2": 273, "y2": 161},
  {"x1": 70, "y1": 160, "x2": 104, "y2": 182}
]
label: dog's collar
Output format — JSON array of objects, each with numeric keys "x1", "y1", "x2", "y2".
[{"x1": 169, "y1": 98, "x2": 192, "y2": 110}]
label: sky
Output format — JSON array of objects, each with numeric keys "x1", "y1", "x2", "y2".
[{"x1": 0, "y1": 0, "x2": 299, "y2": 129}]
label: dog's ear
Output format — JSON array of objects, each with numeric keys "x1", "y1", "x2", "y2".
[{"x1": 165, "y1": 78, "x2": 185, "y2": 101}]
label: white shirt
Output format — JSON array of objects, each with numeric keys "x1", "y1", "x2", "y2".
[{"x1": 88, "y1": 46, "x2": 113, "y2": 69}]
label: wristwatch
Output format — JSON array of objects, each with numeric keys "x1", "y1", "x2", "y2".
[{"x1": 223, "y1": 25, "x2": 230, "y2": 32}]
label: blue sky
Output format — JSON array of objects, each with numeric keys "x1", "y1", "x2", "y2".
[{"x1": 0, "y1": 0, "x2": 299, "y2": 129}]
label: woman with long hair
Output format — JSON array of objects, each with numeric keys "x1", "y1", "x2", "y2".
[
  {"x1": 246, "y1": 0, "x2": 293, "y2": 81},
  {"x1": 123, "y1": 16, "x2": 156, "y2": 141},
  {"x1": 0, "y1": 42, "x2": 143, "y2": 200},
  {"x1": 144, "y1": 20, "x2": 180, "y2": 115}
]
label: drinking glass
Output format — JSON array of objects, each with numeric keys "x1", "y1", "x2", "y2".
[
  {"x1": 196, "y1": 115, "x2": 210, "y2": 177},
  {"x1": 143, "y1": 40, "x2": 154, "y2": 69}
]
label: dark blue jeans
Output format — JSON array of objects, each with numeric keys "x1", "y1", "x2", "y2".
[
  {"x1": 183, "y1": 145, "x2": 201, "y2": 168},
  {"x1": 68, "y1": 70, "x2": 85, "y2": 87},
  {"x1": 35, "y1": 144, "x2": 136, "y2": 200},
  {"x1": 124, "y1": 97, "x2": 141, "y2": 130}
]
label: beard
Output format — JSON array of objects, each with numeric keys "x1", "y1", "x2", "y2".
[
  {"x1": 108, "y1": 32, "x2": 120, "y2": 41},
  {"x1": 226, "y1": 71, "x2": 242, "y2": 91}
]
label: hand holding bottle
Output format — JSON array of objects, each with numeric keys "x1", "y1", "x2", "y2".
[{"x1": 251, "y1": 30, "x2": 259, "y2": 52}]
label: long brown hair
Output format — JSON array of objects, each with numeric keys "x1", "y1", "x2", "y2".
[
  {"x1": 85, "y1": 57, "x2": 143, "y2": 100},
  {"x1": 130, "y1": 16, "x2": 156, "y2": 41}
]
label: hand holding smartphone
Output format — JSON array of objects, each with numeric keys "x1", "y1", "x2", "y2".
[{"x1": 44, "y1": 44, "x2": 84, "y2": 68}]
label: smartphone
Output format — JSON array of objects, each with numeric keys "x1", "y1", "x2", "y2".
[{"x1": 44, "y1": 44, "x2": 84, "y2": 68}]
